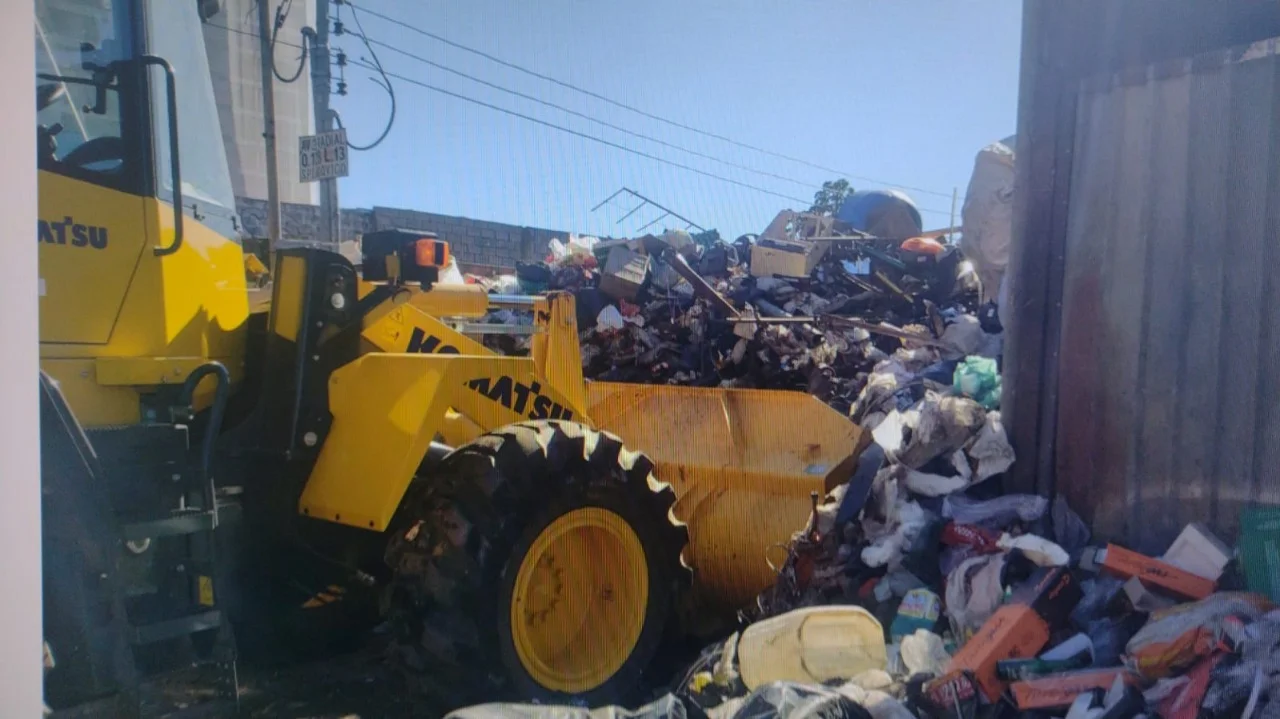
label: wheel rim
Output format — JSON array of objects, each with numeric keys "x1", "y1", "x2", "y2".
[{"x1": 510, "y1": 507, "x2": 649, "y2": 694}]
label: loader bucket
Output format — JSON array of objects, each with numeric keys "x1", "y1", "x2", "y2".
[{"x1": 585, "y1": 382, "x2": 870, "y2": 613}]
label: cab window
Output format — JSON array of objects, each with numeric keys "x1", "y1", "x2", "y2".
[
  {"x1": 146, "y1": 0, "x2": 237, "y2": 230},
  {"x1": 35, "y1": 0, "x2": 139, "y2": 193}
]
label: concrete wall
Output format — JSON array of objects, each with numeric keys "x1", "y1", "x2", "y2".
[
  {"x1": 236, "y1": 198, "x2": 572, "y2": 269},
  {"x1": 203, "y1": 0, "x2": 317, "y2": 205}
]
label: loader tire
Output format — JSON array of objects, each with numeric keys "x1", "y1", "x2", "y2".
[{"x1": 384, "y1": 420, "x2": 690, "y2": 709}]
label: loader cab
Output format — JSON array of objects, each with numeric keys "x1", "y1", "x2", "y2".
[{"x1": 36, "y1": 0, "x2": 248, "y2": 427}]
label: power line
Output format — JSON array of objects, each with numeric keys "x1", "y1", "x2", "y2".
[
  {"x1": 269, "y1": 0, "x2": 307, "y2": 83},
  {"x1": 349, "y1": 59, "x2": 812, "y2": 206},
  {"x1": 345, "y1": 58, "x2": 953, "y2": 217},
  {"x1": 333, "y1": 0, "x2": 395, "y2": 150},
  {"x1": 353, "y1": 35, "x2": 822, "y2": 191},
  {"x1": 345, "y1": 0, "x2": 956, "y2": 200},
  {"x1": 203, "y1": 20, "x2": 956, "y2": 217},
  {"x1": 205, "y1": 19, "x2": 305, "y2": 51}
]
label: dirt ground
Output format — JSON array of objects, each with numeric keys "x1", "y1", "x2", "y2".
[{"x1": 142, "y1": 642, "x2": 441, "y2": 719}]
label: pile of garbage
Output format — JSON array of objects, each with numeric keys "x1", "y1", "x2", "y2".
[
  {"x1": 449, "y1": 192, "x2": 1280, "y2": 717},
  {"x1": 448, "y1": 323, "x2": 1280, "y2": 718},
  {"x1": 480, "y1": 206, "x2": 997, "y2": 417}
]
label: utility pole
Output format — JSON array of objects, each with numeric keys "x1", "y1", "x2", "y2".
[
  {"x1": 310, "y1": 0, "x2": 339, "y2": 247},
  {"x1": 257, "y1": 0, "x2": 281, "y2": 253}
]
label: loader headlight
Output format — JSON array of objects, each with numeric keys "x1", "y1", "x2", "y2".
[{"x1": 330, "y1": 292, "x2": 346, "y2": 310}]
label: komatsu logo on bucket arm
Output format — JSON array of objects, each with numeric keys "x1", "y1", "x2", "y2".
[
  {"x1": 466, "y1": 376, "x2": 575, "y2": 421},
  {"x1": 406, "y1": 328, "x2": 459, "y2": 354}
]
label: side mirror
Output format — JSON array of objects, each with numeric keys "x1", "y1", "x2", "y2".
[{"x1": 198, "y1": 0, "x2": 222, "y2": 21}]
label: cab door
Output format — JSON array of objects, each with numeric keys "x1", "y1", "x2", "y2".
[{"x1": 36, "y1": 0, "x2": 150, "y2": 345}]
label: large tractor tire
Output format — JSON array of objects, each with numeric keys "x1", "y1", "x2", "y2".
[{"x1": 384, "y1": 420, "x2": 690, "y2": 708}]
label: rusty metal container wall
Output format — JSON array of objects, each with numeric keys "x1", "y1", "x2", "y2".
[{"x1": 1045, "y1": 40, "x2": 1280, "y2": 554}]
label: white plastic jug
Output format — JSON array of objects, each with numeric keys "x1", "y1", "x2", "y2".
[{"x1": 737, "y1": 605, "x2": 887, "y2": 689}]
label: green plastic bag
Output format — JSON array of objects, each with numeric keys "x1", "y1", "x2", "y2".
[{"x1": 953, "y1": 356, "x2": 1001, "y2": 410}]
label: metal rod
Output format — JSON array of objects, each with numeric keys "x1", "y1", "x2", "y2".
[
  {"x1": 487, "y1": 294, "x2": 538, "y2": 307},
  {"x1": 615, "y1": 201, "x2": 646, "y2": 225},
  {"x1": 589, "y1": 187, "x2": 625, "y2": 213},
  {"x1": 950, "y1": 187, "x2": 958, "y2": 241},
  {"x1": 636, "y1": 210, "x2": 670, "y2": 233},
  {"x1": 823, "y1": 315, "x2": 960, "y2": 351},
  {"x1": 453, "y1": 323, "x2": 539, "y2": 335},
  {"x1": 621, "y1": 187, "x2": 705, "y2": 232},
  {"x1": 728, "y1": 316, "x2": 816, "y2": 323},
  {"x1": 592, "y1": 186, "x2": 706, "y2": 234}
]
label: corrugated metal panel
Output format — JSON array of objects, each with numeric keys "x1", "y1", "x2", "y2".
[{"x1": 1053, "y1": 40, "x2": 1280, "y2": 554}]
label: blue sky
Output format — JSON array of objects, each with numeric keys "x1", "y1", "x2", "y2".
[{"x1": 331, "y1": 0, "x2": 1022, "y2": 240}]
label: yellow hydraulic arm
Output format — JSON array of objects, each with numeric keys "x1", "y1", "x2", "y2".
[{"x1": 300, "y1": 283, "x2": 593, "y2": 532}]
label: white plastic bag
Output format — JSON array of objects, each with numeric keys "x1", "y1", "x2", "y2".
[
  {"x1": 960, "y1": 139, "x2": 1015, "y2": 305},
  {"x1": 439, "y1": 257, "x2": 465, "y2": 285},
  {"x1": 489, "y1": 274, "x2": 520, "y2": 294},
  {"x1": 596, "y1": 305, "x2": 626, "y2": 331}
]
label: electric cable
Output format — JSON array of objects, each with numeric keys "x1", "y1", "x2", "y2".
[
  {"x1": 332, "y1": 0, "x2": 394, "y2": 151},
  {"x1": 345, "y1": 0, "x2": 957, "y2": 200},
  {"x1": 269, "y1": 0, "x2": 307, "y2": 84},
  {"x1": 350, "y1": 58, "x2": 812, "y2": 205}
]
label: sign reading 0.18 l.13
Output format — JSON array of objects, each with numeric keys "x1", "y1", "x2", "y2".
[{"x1": 299, "y1": 129, "x2": 349, "y2": 183}]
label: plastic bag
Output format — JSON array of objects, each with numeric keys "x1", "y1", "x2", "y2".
[
  {"x1": 940, "y1": 316, "x2": 984, "y2": 359},
  {"x1": 721, "y1": 682, "x2": 873, "y2": 719},
  {"x1": 942, "y1": 493, "x2": 1048, "y2": 530},
  {"x1": 960, "y1": 139, "x2": 1015, "y2": 306},
  {"x1": 945, "y1": 554, "x2": 1007, "y2": 640},
  {"x1": 547, "y1": 234, "x2": 598, "y2": 264},
  {"x1": 967, "y1": 412, "x2": 1014, "y2": 481},
  {"x1": 489, "y1": 274, "x2": 520, "y2": 294},
  {"x1": 997, "y1": 533, "x2": 1069, "y2": 567},
  {"x1": 1126, "y1": 593, "x2": 1271, "y2": 679},
  {"x1": 898, "y1": 393, "x2": 986, "y2": 469},
  {"x1": 439, "y1": 257, "x2": 465, "y2": 285},
  {"x1": 952, "y1": 356, "x2": 1001, "y2": 410},
  {"x1": 448, "y1": 695, "x2": 688, "y2": 719},
  {"x1": 596, "y1": 306, "x2": 626, "y2": 331}
]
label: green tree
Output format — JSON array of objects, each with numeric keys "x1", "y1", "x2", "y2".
[{"x1": 809, "y1": 178, "x2": 853, "y2": 216}]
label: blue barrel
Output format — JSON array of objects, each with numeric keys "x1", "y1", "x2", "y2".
[{"x1": 836, "y1": 189, "x2": 924, "y2": 237}]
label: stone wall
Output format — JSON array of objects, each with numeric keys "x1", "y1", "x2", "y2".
[
  {"x1": 236, "y1": 197, "x2": 374, "y2": 244},
  {"x1": 236, "y1": 197, "x2": 573, "y2": 270}
]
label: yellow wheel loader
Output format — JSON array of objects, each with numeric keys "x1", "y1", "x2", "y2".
[{"x1": 35, "y1": 0, "x2": 867, "y2": 714}]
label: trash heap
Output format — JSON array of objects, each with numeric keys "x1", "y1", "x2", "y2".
[
  {"x1": 450, "y1": 204, "x2": 1280, "y2": 718},
  {"x1": 449, "y1": 332, "x2": 1280, "y2": 718},
  {"x1": 494, "y1": 209, "x2": 994, "y2": 418},
  {"x1": 668, "y1": 368, "x2": 1274, "y2": 719}
]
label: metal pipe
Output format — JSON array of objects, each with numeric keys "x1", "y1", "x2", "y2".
[
  {"x1": 177, "y1": 362, "x2": 231, "y2": 482},
  {"x1": 487, "y1": 294, "x2": 538, "y2": 307}
]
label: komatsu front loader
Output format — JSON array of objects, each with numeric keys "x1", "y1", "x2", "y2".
[{"x1": 34, "y1": 0, "x2": 867, "y2": 715}]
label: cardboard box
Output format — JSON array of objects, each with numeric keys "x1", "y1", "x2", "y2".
[
  {"x1": 750, "y1": 239, "x2": 828, "y2": 278},
  {"x1": 599, "y1": 246, "x2": 649, "y2": 301},
  {"x1": 945, "y1": 567, "x2": 1082, "y2": 702},
  {"x1": 1119, "y1": 575, "x2": 1176, "y2": 613},
  {"x1": 1099, "y1": 543, "x2": 1215, "y2": 600},
  {"x1": 1011, "y1": 669, "x2": 1139, "y2": 710},
  {"x1": 1163, "y1": 523, "x2": 1232, "y2": 581}
]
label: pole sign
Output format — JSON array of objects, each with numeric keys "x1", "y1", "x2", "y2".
[{"x1": 299, "y1": 129, "x2": 349, "y2": 182}]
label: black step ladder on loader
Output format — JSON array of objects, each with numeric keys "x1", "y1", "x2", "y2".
[{"x1": 41, "y1": 366, "x2": 240, "y2": 718}]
